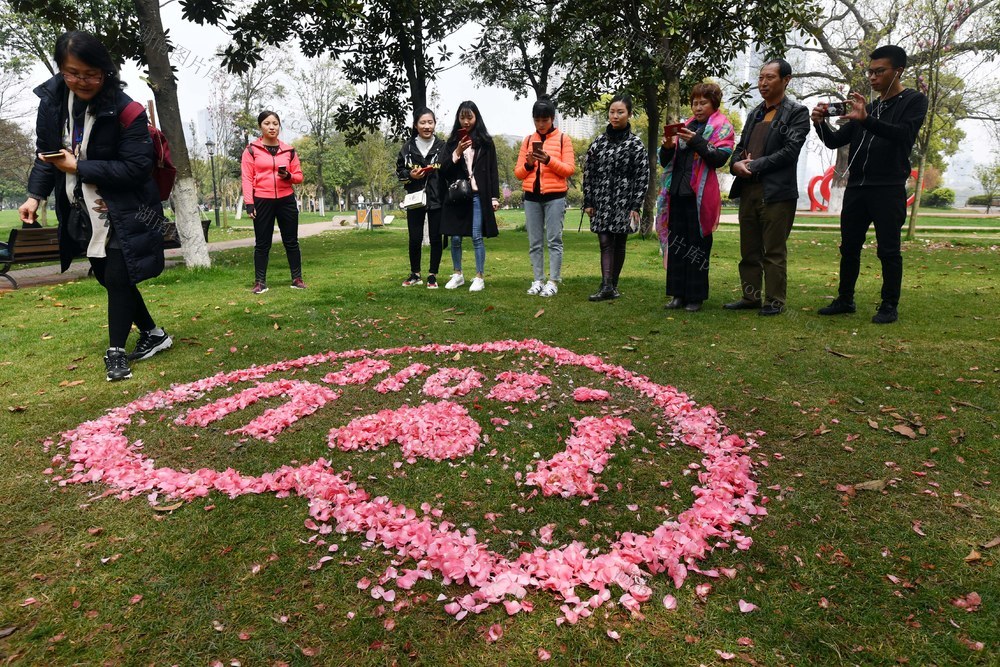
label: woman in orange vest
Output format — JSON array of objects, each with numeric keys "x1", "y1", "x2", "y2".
[{"x1": 513, "y1": 97, "x2": 575, "y2": 297}]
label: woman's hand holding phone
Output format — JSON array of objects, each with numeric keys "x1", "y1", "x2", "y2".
[
  {"x1": 39, "y1": 149, "x2": 77, "y2": 174},
  {"x1": 676, "y1": 127, "x2": 697, "y2": 142}
]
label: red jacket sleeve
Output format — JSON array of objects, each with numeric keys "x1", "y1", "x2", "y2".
[{"x1": 241, "y1": 147, "x2": 255, "y2": 205}]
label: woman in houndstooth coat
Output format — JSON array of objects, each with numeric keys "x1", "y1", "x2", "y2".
[{"x1": 582, "y1": 93, "x2": 649, "y2": 301}]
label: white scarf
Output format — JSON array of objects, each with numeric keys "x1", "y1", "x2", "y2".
[
  {"x1": 65, "y1": 91, "x2": 110, "y2": 259},
  {"x1": 415, "y1": 135, "x2": 434, "y2": 158}
]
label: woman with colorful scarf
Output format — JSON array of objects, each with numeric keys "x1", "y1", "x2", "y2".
[{"x1": 655, "y1": 83, "x2": 735, "y2": 312}]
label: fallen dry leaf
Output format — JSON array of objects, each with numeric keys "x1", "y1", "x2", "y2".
[
  {"x1": 979, "y1": 537, "x2": 1000, "y2": 549},
  {"x1": 963, "y1": 549, "x2": 982, "y2": 563},
  {"x1": 534, "y1": 309, "x2": 545, "y2": 318},
  {"x1": 892, "y1": 424, "x2": 917, "y2": 439},
  {"x1": 853, "y1": 479, "x2": 887, "y2": 492},
  {"x1": 0, "y1": 627, "x2": 17, "y2": 639},
  {"x1": 152, "y1": 502, "x2": 184, "y2": 512}
]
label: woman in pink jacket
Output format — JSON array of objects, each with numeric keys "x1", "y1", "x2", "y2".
[{"x1": 241, "y1": 110, "x2": 305, "y2": 294}]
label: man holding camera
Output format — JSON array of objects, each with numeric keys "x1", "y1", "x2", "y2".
[
  {"x1": 812, "y1": 45, "x2": 928, "y2": 324},
  {"x1": 727, "y1": 58, "x2": 810, "y2": 316}
]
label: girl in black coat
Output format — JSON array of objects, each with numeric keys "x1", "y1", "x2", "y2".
[
  {"x1": 394, "y1": 107, "x2": 446, "y2": 288},
  {"x1": 18, "y1": 31, "x2": 171, "y2": 382},
  {"x1": 439, "y1": 101, "x2": 500, "y2": 292}
]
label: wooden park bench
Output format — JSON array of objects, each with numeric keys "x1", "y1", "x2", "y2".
[{"x1": 0, "y1": 227, "x2": 63, "y2": 289}]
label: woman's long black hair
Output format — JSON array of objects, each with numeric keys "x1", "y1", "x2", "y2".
[
  {"x1": 445, "y1": 101, "x2": 492, "y2": 153},
  {"x1": 54, "y1": 30, "x2": 123, "y2": 111}
]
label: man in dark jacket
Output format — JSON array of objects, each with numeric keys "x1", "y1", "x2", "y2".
[
  {"x1": 812, "y1": 45, "x2": 929, "y2": 324},
  {"x1": 727, "y1": 58, "x2": 810, "y2": 316}
]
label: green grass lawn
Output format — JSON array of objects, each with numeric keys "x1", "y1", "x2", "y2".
[{"x1": 1, "y1": 227, "x2": 998, "y2": 665}]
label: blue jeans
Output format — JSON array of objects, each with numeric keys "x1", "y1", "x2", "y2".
[
  {"x1": 523, "y1": 197, "x2": 566, "y2": 282},
  {"x1": 451, "y1": 195, "x2": 485, "y2": 275}
]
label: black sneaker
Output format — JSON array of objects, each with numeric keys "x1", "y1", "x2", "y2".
[
  {"x1": 817, "y1": 298, "x2": 856, "y2": 315},
  {"x1": 426, "y1": 274, "x2": 438, "y2": 289},
  {"x1": 129, "y1": 329, "x2": 173, "y2": 361},
  {"x1": 871, "y1": 302, "x2": 898, "y2": 324},
  {"x1": 402, "y1": 273, "x2": 423, "y2": 287},
  {"x1": 104, "y1": 348, "x2": 132, "y2": 382}
]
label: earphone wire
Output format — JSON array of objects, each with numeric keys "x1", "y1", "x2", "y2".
[{"x1": 832, "y1": 70, "x2": 899, "y2": 180}]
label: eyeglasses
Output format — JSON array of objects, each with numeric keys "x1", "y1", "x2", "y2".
[
  {"x1": 62, "y1": 70, "x2": 105, "y2": 85},
  {"x1": 865, "y1": 67, "x2": 892, "y2": 77}
]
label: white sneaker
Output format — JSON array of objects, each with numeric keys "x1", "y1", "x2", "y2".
[
  {"x1": 469, "y1": 277, "x2": 485, "y2": 292},
  {"x1": 539, "y1": 281, "x2": 558, "y2": 297},
  {"x1": 445, "y1": 273, "x2": 465, "y2": 289},
  {"x1": 527, "y1": 280, "x2": 543, "y2": 295}
]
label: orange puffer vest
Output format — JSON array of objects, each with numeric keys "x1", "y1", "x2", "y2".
[{"x1": 513, "y1": 128, "x2": 576, "y2": 196}]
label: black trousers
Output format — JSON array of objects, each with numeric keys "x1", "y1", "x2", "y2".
[
  {"x1": 406, "y1": 206, "x2": 443, "y2": 275},
  {"x1": 597, "y1": 232, "x2": 628, "y2": 285},
  {"x1": 666, "y1": 196, "x2": 713, "y2": 303},
  {"x1": 89, "y1": 248, "x2": 155, "y2": 348},
  {"x1": 253, "y1": 194, "x2": 301, "y2": 283},
  {"x1": 838, "y1": 186, "x2": 906, "y2": 306}
]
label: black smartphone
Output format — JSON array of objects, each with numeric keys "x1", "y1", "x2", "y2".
[
  {"x1": 532, "y1": 140, "x2": 543, "y2": 153},
  {"x1": 40, "y1": 150, "x2": 66, "y2": 159},
  {"x1": 278, "y1": 165, "x2": 288, "y2": 174},
  {"x1": 825, "y1": 101, "x2": 847, "y2": 116}
]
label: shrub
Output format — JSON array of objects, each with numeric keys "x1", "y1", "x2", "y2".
[
  {"x1": 923, "y1": 187, "x2": 954, "y2": 208},
  {"x1": 965, "y1": 194, "x2": 996, "y2": 206}
]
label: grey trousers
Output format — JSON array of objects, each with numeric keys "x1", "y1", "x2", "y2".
[{"x1": 524, "y1": 197, "x2": 567, "y2": 282}]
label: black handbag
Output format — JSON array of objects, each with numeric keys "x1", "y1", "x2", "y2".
[
  {"x1": 64, "y1": 203, "x2": 92, "y2": 251},
  {"x1": 446, "y1": 178, "x2": 473, "y2": 204}
]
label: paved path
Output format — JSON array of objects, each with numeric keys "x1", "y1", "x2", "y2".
[{"x1": 1, "y1": 217, "x2": 353, "y2": 291}]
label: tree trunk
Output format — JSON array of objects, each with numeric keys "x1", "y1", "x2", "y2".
[
  {"x1": 317, "y1": 161, "x2": 326, "y2": 216},
  {"x1": 641, "y1": 81, "x2": 660, "y2": 236},
  {"x1": 906, "y1": 154, "x2": 927, "y2": 240},
  {"x1": 133, "y1": 0, "x2": 210, "y2": 268}
]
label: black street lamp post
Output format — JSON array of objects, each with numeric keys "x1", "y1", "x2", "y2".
[{"x1": 206, "y1": 140, "x2": 221, "y2": 228}]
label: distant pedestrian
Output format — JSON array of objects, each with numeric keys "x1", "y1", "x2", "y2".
[
  {"x1": 583, "y1": 93, "x2": 649, "y2": 301},
  {"x1": 241, "y1": 110, "x2": 306, "y2": 293}
]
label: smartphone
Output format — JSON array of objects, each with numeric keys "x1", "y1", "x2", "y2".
[
  {"x1": 825, "y1": 101, "x2": 847, "y2": 116},
  {"x1": 278, "y1": 165, "x2": 288, "y2": 174},
  {"x1": 663, "y1": 123, "x2": 685, "y2": 138},
  {"x1": 457, "y1": 128, "x2": 470, "y2": 142},
  {"x1": 532, "y1": 140, "x2": 543, "y2": 153},
  {"x1": 40, "y1": 150, "x2": 67, "y2": 159}
]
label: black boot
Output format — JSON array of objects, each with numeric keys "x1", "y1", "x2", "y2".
[
  {"x1": 589, "y1": 280, "x2": 616, "y2": 302},
  {"x1": 610, "y1": 277, "x2": 621, "y2": 299}
]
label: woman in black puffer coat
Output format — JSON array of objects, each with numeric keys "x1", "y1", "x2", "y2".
[{"x1": 19, "y1": 31, "x2": 171, "y2": 382}]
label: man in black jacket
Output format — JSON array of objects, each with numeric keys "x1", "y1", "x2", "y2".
[
  {"x1": 727, "y1": 59, "x2": 809, "y2": 316},
  {"x1": 812, "y1": 45, "x2": 929, "y2": 324}
]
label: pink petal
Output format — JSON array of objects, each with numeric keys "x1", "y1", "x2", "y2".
[
  {"x1": 738, "y1": 599, "x2": 757, "y2": 613},
  {"x1": 663, "y1": 595, "x2": 677, "y2": 610}
]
